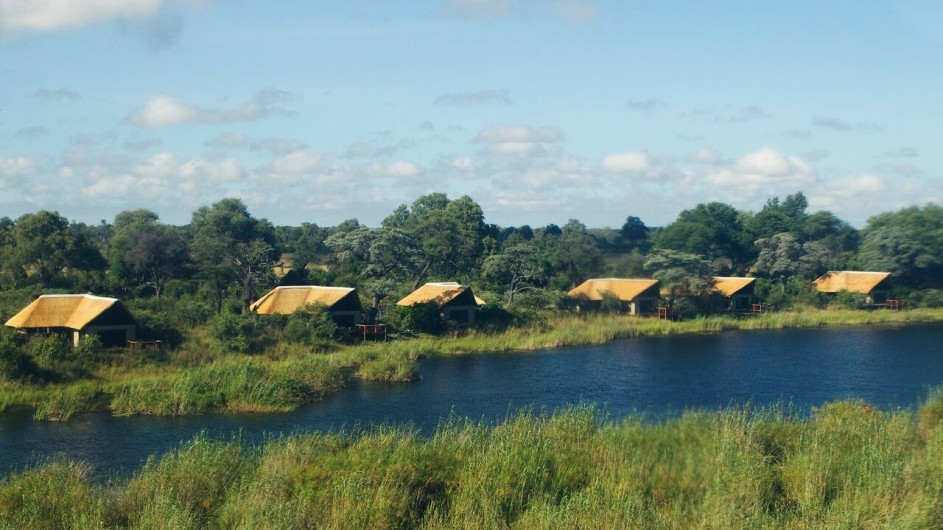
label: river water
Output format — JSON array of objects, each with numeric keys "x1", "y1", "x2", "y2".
[{"x1": 2, "y1": 323, "x2": 942, "y2": 479}]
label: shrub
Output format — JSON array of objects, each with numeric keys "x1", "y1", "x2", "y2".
[
  {"x1": 0, "y1": 339, "x2": 38, "y2": 381},
  {"x1": 209, "y1": 312, "x2": 257, "y2": 354},
  {"x1": 27, "y1": 334, "x2": 73, "y2": 366},
  {"x1": 389, "y1": 302, "x2": 443, "y2": 334}
]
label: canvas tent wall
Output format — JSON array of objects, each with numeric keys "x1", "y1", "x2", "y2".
[
  {"x1": 4, "y1": 294, "x2": 137, "y2": 347},
  {"x1": 250, "y1": 285, "x2": 363, "y2": 326},
  {"x1": 710, "y1": 277, "x2": 756, "y2": 312},
  {"x1": 567, "y1": 278, "x2": 661, "y2": 315},
  {"x1": 397, "y1": 282, "x2": 480, "y2": 325},
  {"x1": 813, "y1": 271, "x2": 892, "y2": 305}
]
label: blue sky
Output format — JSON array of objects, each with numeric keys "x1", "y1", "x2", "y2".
[{"x1": 1, "y1": 0, "x2": 941, "y2": 229}]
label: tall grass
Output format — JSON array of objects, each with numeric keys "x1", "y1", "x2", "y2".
[{"x1": 6, "y1": 395, "x2": 943, "y2": 528}]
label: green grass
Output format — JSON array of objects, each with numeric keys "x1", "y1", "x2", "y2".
[
  {"x1": 6, "y1": 396, "x2": 943, "y2": 528},
  {"x1": 2, "y1": 307, "x2": 943, "y2": 420}
]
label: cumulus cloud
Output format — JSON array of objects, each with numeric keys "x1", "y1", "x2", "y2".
[
  {"x1": 601, "y1": 151, "x2": 650, "y2": 173},
  {"x1": 129, "y1": 88, "x2": 299, "y2": 127},
  {"x1": 440, "y1": 0, "x2": 596, "y2": 24},
  {"x1": 272, "y1": 151, "x2": 325, "y2": 176},
  {"x1": 0, "y1": 156, "x2": 38, "y2": 187},
  {"x1": 434, "y1": 89, "x2": 511, "y2": 106},
  {"x1": 367, "y1": 160, "x2": 422, "y2": 178},
  {"x1": 78, "y1": 152, "x2": 245, "y2": 199},
  {"x1": 473, "y1": 125, "x2": 564, "y2": 155},
  {"x1": 1, "y1": 0, "x2": 162, "y2": 32},
  {"x1": 706, "y1": 147, "x2": 815, "y2": 196}
]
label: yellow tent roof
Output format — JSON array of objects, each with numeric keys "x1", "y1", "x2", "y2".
[
  {"x1": 250, "y1": 286, "x2": 359, "y2": 314},
  {"x1": 813, "y1": 271, "x2": 891, "y2": 294},
  {"x1": 397, "y1": 282, "x2": 478, "y2": 307},
  {"x1": 567, "y1": 278, "x2": 660, "y2": 301},
  {"x1": 711, "y1": 277, "x2": 756, "y2": 297},
  {"x1": 5, "y1": 294, "x2": 121, "y2": 330}
]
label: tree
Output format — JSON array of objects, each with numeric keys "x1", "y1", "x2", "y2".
[
  {"x1": 644, "y1": 249, "x2": 712, "y2": 311},
  {"x1": 747, "y1": 192, "x2": 809, "y2": 241},
  {"x1": 543, "y1": 219, "x2": 603, "y2": 288},
  {"x1": 620, "y1": 216, "x2": 650, "y2": 250},
  {"x1": 325, "y1": 226, "x2": 424, "y2": 319},
  {"x1": 124, "y1": 225, "x2": 187, "y2": 299},
  {"x1": 753, "y1": 232, "x2": 830, "y2": 291},
  {"x1": 653, "y1": 202, "x2": 749, "y2": 271},
  {"x1": 381, "y1": 193, "x2": 487, "y2": 287},
  {"x1": 858, "y1": 205, "x2": 943, "y2": 288},
  {"x1": 190, "y1": 198, "x2": 277, "y2": 311},
  {"x1": 8, "y1": 211, "x2": 103, "y2": 287},
  {"x1": 482, "y1": 243, "x2": 545, "y2": 306}
]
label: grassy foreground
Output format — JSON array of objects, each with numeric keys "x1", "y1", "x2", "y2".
[
  {"x1": 5, "y1": 396, "x2": 943, "y2": 529},
  {"x1": 2, "y1": 307, "x2": 943, "y2": 420}
]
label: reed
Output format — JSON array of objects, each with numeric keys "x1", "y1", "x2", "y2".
[{"x1": 6, "y1": 395, "x2": 943, "y2": 529}]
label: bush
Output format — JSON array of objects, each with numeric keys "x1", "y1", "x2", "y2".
[
  {"x1": 209, "y1": 312, "x2": 257, "y2": 354},
  {"x1": 388, "y1": 302, "x2": 443, "y2": 334},
  {"x1": 833, "y1": 289, "x2": 867, "y2": 309},
  {"x1": 28, "y1": 334, "x2": 73, "y2": 366},
  {"x1": 0, "y1": 339, "x2": 38, "y2": 381},
  {"x1": 282, "y1": 305, "x2": 344, "y2": 345},
  {"x1": 134, "y1": 310, "x2": 184, "y2": 348}
]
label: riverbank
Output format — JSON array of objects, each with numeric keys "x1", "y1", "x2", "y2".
[
  {"x1": 2, "y1": 307, "x2": 943, "y2": 421},
  {"x1": 4, "y1": 394, "x2": 943, "y2": 528}
]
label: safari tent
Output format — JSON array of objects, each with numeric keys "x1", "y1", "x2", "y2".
[
  {"x1": 397, "y1": 282, "x2": 480, "y2": 325},
  {"x1": 710, "y1": 277, "x2": 756, "y2": 312},
  {"x1": 4, "y1": 294, "x2": 137, "y2": 347},
  {"x1": 250, "y1": 285, "x2": 363, "y2": 326},
  {"x1": 567, "y1": 278, "x2": 661, "y2": 315},
  {"x1": 813, "y1": 271, "x2": 892, "y2": 306}
]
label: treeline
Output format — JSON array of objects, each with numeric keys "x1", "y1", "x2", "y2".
[{"x1": 1, "y1": 191, "x2": 942, "y2": 322}]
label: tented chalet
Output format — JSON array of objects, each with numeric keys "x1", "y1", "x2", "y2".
[
  {"x1": 250, "y1": 285, "x2": 363, "y2": 326},
  {"x1": 813, "y1": 271, "x2": 892, "y2": 306},
  {"x1": 397, "y1": 282, "x2": 480, "y2": 325},
  {"x1": 4, "y1": 294, "x2": 137, "y2": 347},
  {"x1": 711, "y1": 277, "x2": 756, "y2": 312},
  {"x1": 567, "y1": 278, "x2": 661, "y2": 315}
]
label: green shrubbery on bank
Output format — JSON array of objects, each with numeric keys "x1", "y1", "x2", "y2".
[{"x1": 6, "y1": 395, "x2": 943, "y2": 529}]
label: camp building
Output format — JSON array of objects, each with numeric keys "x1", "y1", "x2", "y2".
[
  {"x1": 397, "y1": 282, "x2": 480, "y2": 325},
  {"x1": 710, "y1": 277, "x2": 757, "y2": 312},
  {"x1": 813, "y1": 271, "x2": 892, "y2": 306},
  {"x1": 4, "y1": 294, "x2": 137, "y2": 347},
  {"x1": 567, "y1": 278, "x2": 661, "y2": 315},
  {"x1": 250, "y1": 285, "x2": 363, "y2": 326}
]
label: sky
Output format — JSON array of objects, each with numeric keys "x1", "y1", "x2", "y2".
[{"x1": 1, "y1": 0, "x2": 941, "y2": 229}]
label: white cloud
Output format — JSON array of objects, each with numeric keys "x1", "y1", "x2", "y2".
[
  {"x1": 130, "y1": 88, "x2": 299, "y2": 127},
  {"x1": 130, "y1": 95, "x2": 198, "y2": 127},
  {"x1": 0, "y1": 156, "x2": 38, "y2": 187},
  {"x1": 272, "y1": 151, "x2": 324, "y2": 175},
  {"x1": 829, "y1": 174, "x2": 885, "y2": 198},
  {"x1": 708, "y1": 147, "x2": 814, "y2": 187},
  {"x1": 0, "y1": 0, "x2": 162, "y2": 32},
  {"x1": 367, "y1": 160, "x2": 422, "y2": 178},
  {"x1": 601, "y1": 151, "x2": 649, "y2": 173},
  {"x1": 205, "y1": 132, "x2": 249, "y2": 149},
  {"x1": 474, "y1": 125, "x2": 564, "y2": 155}
]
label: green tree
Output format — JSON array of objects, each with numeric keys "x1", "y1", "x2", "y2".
[
  {"x1": 8, "y1": 211, "x2": 104, "y2": 287},
  {"x1": 190, "y1": 198, "x2": 278, "y2": 312},
  {"x1": 644, "y1": 249, "x2": 712, "y2": 311},
  {"x1": 382, "y1": 193, "x2": 487, "y2": 287},
  {"x1": 653, "y1": 202, "x2": 749, "y2": 271},
  {"x1": 543, "y1": 219, "x2": 603, "y2": 288},
  {"x1": 107, "y1": 210, "x2": 187, "y2": 299},
  {"x1": 858, "y1": 205, "x2": 943, "y2": 288},
  {"x1": 481, "y1": 243, "x2": 545, "y2": 306}
]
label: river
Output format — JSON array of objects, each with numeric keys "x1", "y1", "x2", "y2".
[{"x1": 2, "y1": 323, "x2": 942, "y2": 479}]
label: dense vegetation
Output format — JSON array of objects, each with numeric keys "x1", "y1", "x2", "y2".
[
  {"x1": 6, "y1": 393, "x2": 943, "y2": 529},
  {"x1": 2, "y1": 191, "x2": 943, "y2": 420}
]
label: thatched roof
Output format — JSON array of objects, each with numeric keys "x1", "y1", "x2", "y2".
[
  {"x1": 813, "y1": 271, "x2": 891, "y2": 294},
  {"x1": 397, "y1": 282, "x2": 479, "y2": 307},
  {"x1": 250, "y1": 286, "x2": 361, "y2": 314},
  {"x1": 711, "y1": 277, "x2": 756, "y2": 297},
  {"x1": 5, "y1": 294, "x2": 124, "y2": 330},
  {"x1": 567, "y1": 278, "x2": 660, "y2": 301}
]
